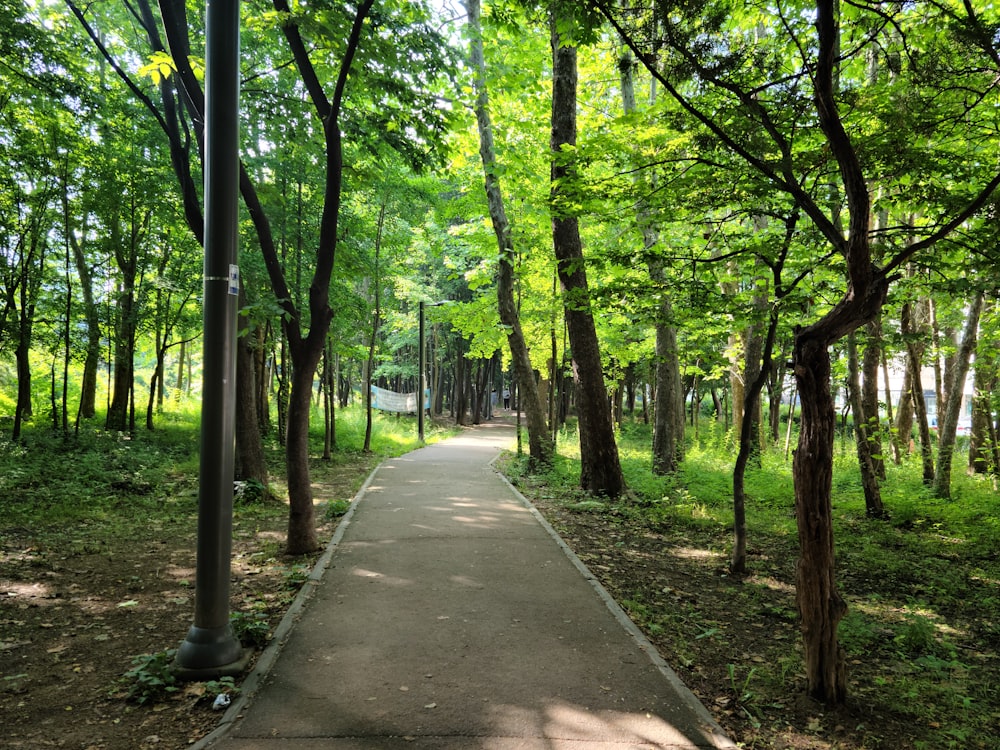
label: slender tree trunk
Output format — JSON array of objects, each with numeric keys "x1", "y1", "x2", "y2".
[
  {"x1": 363, "y1": 204, "x2": 384, "y2": 453},
  {"x1": 969, "y1": 302, "x2": 998, "y2": 474},
  {"x1": 618, "y1": 50, "x2": 684, "y2": 473},
  {"x1": 364, "y1": 326, "x2": 378, "y2": 452},
  {"x1": 256, "y1": 324, "x2": 271, "y2": 434},
  {"x1": 892, "y1": 354, "x2": 914, "y2": 462},
  {"x1": 550, "y1": 7, "x2": 624, "y2": 497},
  {"x1": 465, "y1": 0, "x2": 553, "y2": 466},
  {"x1": 861, "y1": 318, "x2": 886, "y2": 479},
  {"x1": 743, "y1": 270, "x2": 767, "y2": 463},
  {"x1": 13, "y1": 330, "x2": 32, "y2": 441},
  {"x1": 454, "y1": 338, "x2": 469, "y2": 425},
  {"x1": 732, "y1": 307, "x2": 781, "y2": 574},
  {"x1": 934, "y1": 291, "x2": 983, "y2": 498},
  {"x1": 901, "y1": 300, "x2": 935, "y2": 482},
  {"x1": 277, "y1": 337, "x2": 289, "y2": 446},
  {"x1": 846, "y1": 331, "x2": 885, "y2": 517},
  {"x1": 65, "y1": 198, "x2": 100, "y2": 419},
  {"x1": 322, "y1": 343, "x2": 333, "y2": 460}
]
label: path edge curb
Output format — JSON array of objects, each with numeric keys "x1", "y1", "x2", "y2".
[
  {"x1": 490, "y1": 454, "x2": 738, "y2": 750},
  {"x1": 189, "y1": 461, "x2": 385, "y2": 750}
]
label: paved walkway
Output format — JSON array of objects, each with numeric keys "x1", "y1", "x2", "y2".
[{"x1": 198, "y1": 422, "x2": 735, "y2": 749}]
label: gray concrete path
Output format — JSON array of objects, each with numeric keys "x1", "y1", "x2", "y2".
[{"x1": 199, "y1": 422, "x2": 735, "y2": 749}]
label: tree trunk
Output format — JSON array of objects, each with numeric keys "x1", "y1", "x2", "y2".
[
  {"x1": 732, "y1": 307, "x2": 780, "y2": 574},
  {"x1": 321, "y1": 342, "x2": 334, "y2": 460},
  {"x1": 793, "y1": 334, "x2": 848, "y2": 705},
  {"x1": 846, "y1": 331, "x2": 885, "y2": 517},
  {"x1": 234, "y1": 289, "x2": 268, "y2": 487},
  {"x1": 454, "y1": 338, "x2": 469, "y2": 425},
  {"x1": 619, "y1": 49, "x2": 684, "y2": 473},
  {"x1": 861, "y1": 318, "x2": 886, "y2": 479},
  {"x1": 66, "y1": 200, "x2": 100, "y2": 419},
  {"x1": 902, "y1": 301, "x2": 935, "y2": 484},
  {"x1": 256, "y1": 324, "x2": 272, "y2": 434},
  {"x1": 13, "y1": 333, "x2": 32, "y2": 441},
  {"x1": 363, "y1": 204, "x2": 384, "y2": 454},
  {"x1": 550, "y1": 7, "x2": 624, "y2": 497},
  {"x1": 285, "y1": 347, "x2": 322, "y2": 554},
  {"x1": 933, "y1": 291, "x2": 983, "y2": 498},
  {"x1": 969, "y1": 303, "x2": 998, "y2": 474},
  {"x1": 892, "y1": 353, "x2": 914, "y2": 463},
  {"x1": 969, "y1": 376, "x2": 996, "y2": 475},
  {"x1": 465, "y1": 0, "x2": 553, "y2": 466}
]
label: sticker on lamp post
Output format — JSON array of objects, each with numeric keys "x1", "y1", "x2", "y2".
[{"x1": 228, "y1": 264, "x2": 240, "y2": 296}]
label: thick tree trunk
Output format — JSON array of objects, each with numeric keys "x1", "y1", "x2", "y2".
[
  {"x1": 550, "y1": 11, "x2": 624, "y2": 497},
  {"x1": 235, "y1": 306, "x2": 268, "y2": 488},
  {"x1": 788, "y1": 0, "x2": 889, "y2": 704},
  {"x1": 793, "y1": 334, "x2": 848, "y2": 705},
  {"x1": 285, "y1": 352, "x2": 321, "y2": 554},
  {"x1": 465, "y1": 0, "x2": 553, "y2": 466}
]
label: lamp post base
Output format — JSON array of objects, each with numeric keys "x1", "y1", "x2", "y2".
[{"x1": 174, "y1": 624, "x2": 249, "y2": 681}]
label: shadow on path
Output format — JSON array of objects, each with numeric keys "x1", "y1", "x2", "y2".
[{"x1": 199, "y1": 423, "x2": 735, "y2": 749}]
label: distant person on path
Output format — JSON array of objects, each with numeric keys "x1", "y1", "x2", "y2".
[{"x1": 502, "y1": 388, "x2": 510, "y2": 409}]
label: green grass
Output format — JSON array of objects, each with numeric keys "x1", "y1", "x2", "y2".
[
  {"x1": 506, "y1": 417, "x2": 1000, "y2": 750},
  {"x1": 0, "y1": 401, "x2": 456, "y2": 536}
]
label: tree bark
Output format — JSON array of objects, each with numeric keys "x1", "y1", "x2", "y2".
[
  {"x1": 618, "y1": 49, "x2": 683, "y2": 474},
  {"x1": 969, "y1": 302, "x2": 998, "y2": 474},
  {"x1": 465, "y1": 0, "x2": 553, "y2": 466},
  {"x1": 732, "y1": 307, "x2": 780, "y2": 574},
  {"x1": 933, "y1": 291, "x2": 983, "y2": 498},
  {"x1": 234, "y1": 288, "x2": 268, "y2": 488},
  {"x1": 846, "y1": 331, "x2": 885, "y2": 517},
  {"x1": 363, "y1": 203, "x2": 384, "y2": 454},
  {"x1": 65, "y1": 199, "x2": 100, "y2": 419},
  {"x1": 892, "y1": 352, "x2": 914, "y2": 462},
  {"x1": 285, "y1": 350, "x2": 322, "y2": 553},
  {"x1": 793, "y1": 335, "x2": 848, "y2": 706},
  {"x1": 267, "y1": 0, "x2": 375, "y2": 554},
  {"x1": 790, "y1": 0, "x2": 888, "y2": 704},
  {"x1": 550, "y1": 8, "x2": 624, "y2": 497},
  {"x1": 902, "y1": 301, "x2": 935, "y2": 484},
  {"x1": 861, "y1": 318, "x2": 886, "y2": 479}
]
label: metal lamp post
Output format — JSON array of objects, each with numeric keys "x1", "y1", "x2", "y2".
[{"x1": 174, "y1": 0, "x2": 247, "y2": 678}]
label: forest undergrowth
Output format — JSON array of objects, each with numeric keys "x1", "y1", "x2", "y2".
[
  {"x1": 2, "y1": 411, "x2": 998, "y2": 750},
  {"x1": 0, "y1": 407, "x2": 426, "y2": 750},
  {"x1": 502, "y1": 420, "x2": 1000, "y2": 750}
]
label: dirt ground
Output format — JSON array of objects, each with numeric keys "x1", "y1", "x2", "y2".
[{"x1": 1, "y1": 498, "x2": 334, "y2": 750}]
